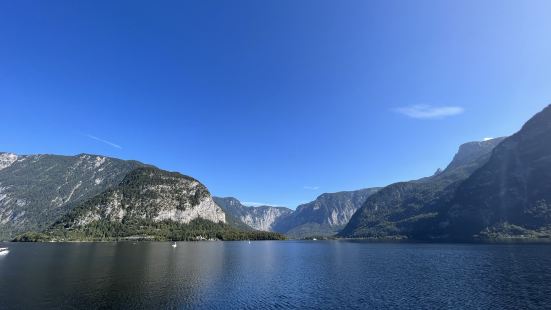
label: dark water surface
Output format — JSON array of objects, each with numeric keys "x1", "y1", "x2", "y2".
[{"x1": 1, "y1": 241, "x2": 551, "y2": 309}]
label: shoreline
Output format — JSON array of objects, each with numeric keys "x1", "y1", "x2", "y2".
[{"x1": 4, "y1": 237, "x2": 551, "y2": 244}]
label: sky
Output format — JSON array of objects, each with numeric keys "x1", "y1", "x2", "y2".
[{"x1": 1, "y1": 1, "x2": 550, "y2": 208}]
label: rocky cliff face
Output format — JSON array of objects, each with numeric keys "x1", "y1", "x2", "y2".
[
  {"x1": 58, "y1": 167, "x2": 225, "y2": 229},
  {"x1": 273, "y1": 188, "x2": 380, "y2": 238},
  {"x1": 0, "y1": 153, "x2": 18, "y2": 170},
  {"x1": 0, "y1": 153, "x2": 144, "y2": 237},
  {"x1": 239, "y1": 206, "x2": 292, "y2": 231},
  {"x1": 213, "y1": 197, "x2": 291, "y2": 231},
  {"x1": 215, "y1": 188, "x2": 380, "y2": 238},
  {"x1": 445, "y1": 140, "x2": 504, "y2": 171},
  {"x1": 0, "y1": 152, "x2": 231, "y2": 240}
]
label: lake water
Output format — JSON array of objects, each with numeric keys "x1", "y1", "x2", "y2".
[{"x1": 1, "y1": 241, "x2": 551, "y2": 309}]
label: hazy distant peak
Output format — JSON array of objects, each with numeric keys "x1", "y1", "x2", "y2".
[{"x1": 213, "y1": 196, "x2": 292, "y2": 231}]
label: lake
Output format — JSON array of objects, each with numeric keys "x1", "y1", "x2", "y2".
[{"x1": 1, "y1": 241, "x2": 551, "y2": 309}]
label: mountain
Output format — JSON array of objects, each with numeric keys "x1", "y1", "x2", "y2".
[
  {"x1": 57, "y1": 167, "x2": 226, "y2": 226},
  {"x1": 339, "y1": 137, "x2": 505, "y2": 239},
  {"x1": 23, "y1": 166, "x2": 255, "y2": 241},
  {"x1": 439, "y1": 105, "x2": 551, "y2": 240},
  {"x1": 213, "y1": 197, "x2": 293, "y2": 231},
  {"x1": 214, "y1": 189, "x2": 380, "y2": 239},
  {"x1": 1, "y1": 153, "x2": 284, "y2": 241},
  {"x1": 0, "y1": 153, "x2": 144, "y2": 238},
  {"x1": 273, "y1": 188, "x2": 380, "y2": 238}
]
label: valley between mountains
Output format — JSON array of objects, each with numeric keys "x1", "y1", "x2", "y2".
[{"x1": 2, "y1": 105, "x2": 551, "y2": 242}]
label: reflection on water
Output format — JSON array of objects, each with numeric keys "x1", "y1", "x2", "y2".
[{"x1": 1, "y1": 241, "x2": 551, "y2": 309}]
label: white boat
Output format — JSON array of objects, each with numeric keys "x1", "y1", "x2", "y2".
[
  {"x1": 0, "y1": 247, "x2": 8, "y2": 255},
  {"x1": 171, "y1": 242, "x2": 177, "y2": 248}
]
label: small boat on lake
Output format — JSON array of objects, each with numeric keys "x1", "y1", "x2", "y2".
[{"x1": 0, "y1": 247, "x2": 9, "y2": 255}]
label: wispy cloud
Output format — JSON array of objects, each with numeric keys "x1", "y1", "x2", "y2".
[
  {"x1": 394, "y1": 105, "x2": 464, "y2": 119},
  {"x1": 303, "y1": 186, "x2": 320, "y2": 190},
  {"x1": 86, "y1": 134, "x2": 122, "y2": 149},
  {"x1": 483, "y1": 137, "x2": 494, "y2": 141}
]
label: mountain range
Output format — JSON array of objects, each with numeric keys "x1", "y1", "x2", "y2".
[
  {"x1": 214, "y1": 188, "x2": 380, "y2": 239},
  {"x1": 0, "y1": 154, "x2": 282, "y2": 241},
  {"x1": 341, "y1": 104, "x2": 551, "y2": 241},
  {"x1": 2, "y1": 104, "x2": 551, "y2": 242},
  {"x1": 271, "y1": 188, "x2": 380, "y2": 238},
  {"x1": 213, "y1": 197, "x2": 293, "y2": 231},
  {"x1": 214, "y1": 136, "x2": 510, "y2": 239}
]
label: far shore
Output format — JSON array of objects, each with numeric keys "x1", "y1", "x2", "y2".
[{"x1": 4, "y1": 237, "x2": 551, "y2": 244}]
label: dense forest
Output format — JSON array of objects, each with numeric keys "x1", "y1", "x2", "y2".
[{"x1": 13, "y1": 218, "x2": 286, "y2": 242}]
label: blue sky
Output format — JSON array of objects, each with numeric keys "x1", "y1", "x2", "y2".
[{"x1": 1, "y1": 1, "x2": 550, "y2": 208}]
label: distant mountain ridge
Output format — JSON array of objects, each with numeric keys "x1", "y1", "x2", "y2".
[
  {"x1": 215, "y1": 188, "x2": 380, "y2": 238},
  {"x1": 273, "y1": 188, "x2": 381, "y2": 238},
  {"x1": 4, "y1": 105, "x2": 551, "y2": 242},
  {"x1": 213, "y1": 197, "x2": 292, "y2": 231}
]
